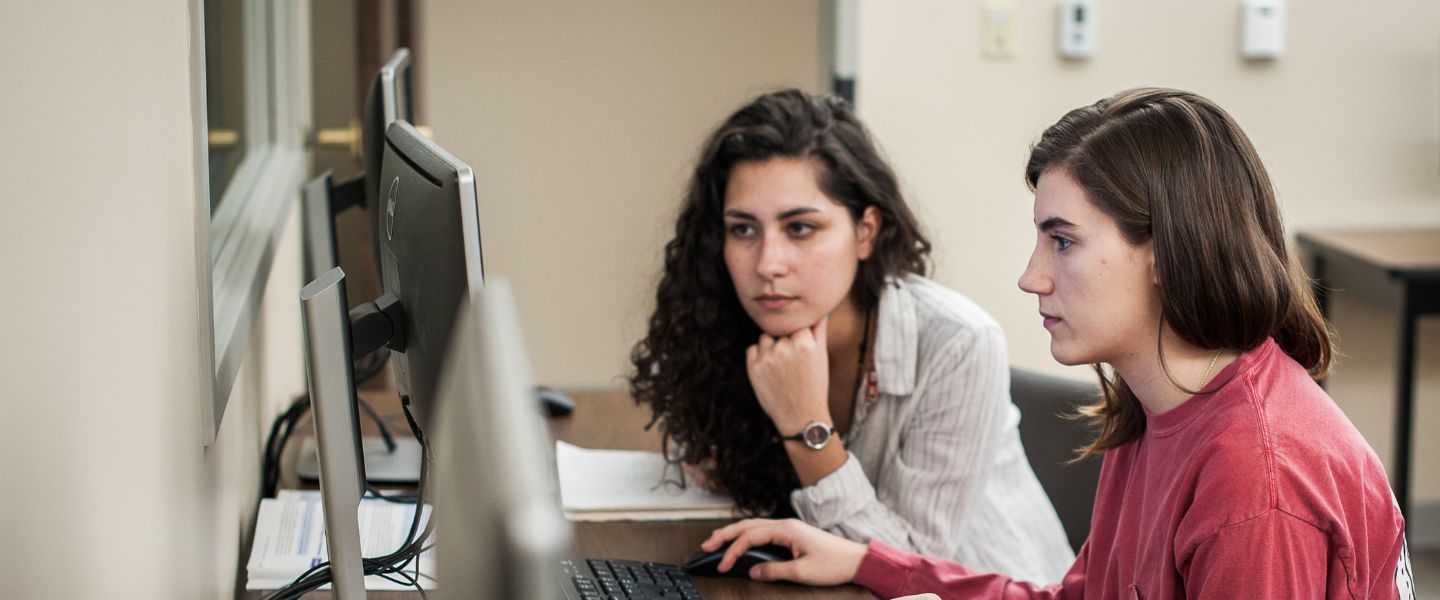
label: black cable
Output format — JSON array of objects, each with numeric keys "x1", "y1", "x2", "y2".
[
  {"x1": 263, "y1": 394, "x2": 434, "y2": 599},
  {"x1": 366, "y1": 485, "x2": 419, "y2": 503},
  {"x1": 356, "y1": 397, "x2": 398, "y2": 453},
  {"x1": 261, "y1": 397, "x2": 311, "y2": 498}
]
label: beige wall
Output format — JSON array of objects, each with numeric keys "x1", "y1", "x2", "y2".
[
  {"x1": 854, "y1": 1, "x2": 1440, "y2": 503},
  {"x1": 419, "y1": 1, "x2": 1438, "y2": 505},
  {"x1": 420, "y1": 0, "x2": 824, "y2": 389},
  {"x1": 0, "y1": 1, "x2": 304, "y2": 596},
  {"x1": 0, "y1": 3, "x2": 1435, "y2": 595}
]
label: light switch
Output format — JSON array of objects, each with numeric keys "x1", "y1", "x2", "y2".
[
  {"x1": 982, "y1": 0, "x2": 1019, "y2": 60},
  {"x1": 1241, "y1": 0, "x2": 1285, "y2": 60}
]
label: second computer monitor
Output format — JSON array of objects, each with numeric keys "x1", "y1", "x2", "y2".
[
  {"x1": 365, "y1": 48, "x2": 415, "y2": 260},
  {"x1": 377, "y1": 119, "x2": 485, "y2": 426},
  {"x1": 433, "y1": 279, "x2": 569, "y2": 599}
]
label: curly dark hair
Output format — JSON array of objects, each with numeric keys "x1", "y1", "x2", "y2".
[{"x1": 629, "y1": 89, "x2": 932, "y2": 515}]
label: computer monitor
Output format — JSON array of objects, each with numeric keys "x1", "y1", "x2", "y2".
[
  {"x1": 301, "y1": 173, "x2": 341, "y2": 282},
  {"x1": 434, "y1": 279, "x2": 570, "y2": 599},
  {"x1": 298, "y1": 170, "x2": 424, "y2": 485},
  {"x1": 298, "y1": 267, "x2": 369, "y2": 600},
  {"x1": 375, "y1": 119, "x2": 485, "y2": 427},
  {"x1": 301, "y1": 48, "x2": 412, "y2": 281},
  {"x1": 364, "y1": 48, "x2": 414, "y2": 262}
]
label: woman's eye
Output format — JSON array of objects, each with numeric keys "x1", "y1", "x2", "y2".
[
  {"x1": 727, "y1": 223, "x2": 755, "y2": 237},
  {"x1": 1051, "y1": 235, "x2": 1073, "y2": 251},
  {"x1": 786, "y1": 222, "x2": 816, "y2": 236}
]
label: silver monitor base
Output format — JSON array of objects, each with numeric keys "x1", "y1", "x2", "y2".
[{"x1": 295, "y1": 435, "x2": 423, "y2": 484}]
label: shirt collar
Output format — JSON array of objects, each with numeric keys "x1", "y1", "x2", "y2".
[{"x1": 872, "y1": 275, "x2": 919, "y2": 397}]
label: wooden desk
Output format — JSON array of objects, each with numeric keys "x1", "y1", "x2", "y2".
[
  {"x1": 1297, "y1": 228, "x2": 1440, "y2": 531},
  {"x1": 256, "y1": 387, "x2": 875, "y2": 599},
  {"x1": 553, "y1": 390, "x2": 876, "y2": 600}
]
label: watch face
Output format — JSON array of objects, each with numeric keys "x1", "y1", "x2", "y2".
[{"x1": 803, "y1": 423, "x2": 831, "y2": 448}]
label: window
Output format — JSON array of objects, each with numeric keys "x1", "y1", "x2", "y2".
[
  {"x1": 191, "y1": 0, "x2": 310, "y2": 445},
  {"x1": 204, "y1": 0, "x2": 247, "y2": 211}
]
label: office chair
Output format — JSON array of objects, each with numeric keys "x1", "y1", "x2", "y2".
[{"x1": 1010, "y1": 368, "x2": 1103, "y2": 553}]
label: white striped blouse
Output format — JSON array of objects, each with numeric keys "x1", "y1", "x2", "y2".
[{"x1": 788, "y1": 274, "x2": 1075, "y2": 585}]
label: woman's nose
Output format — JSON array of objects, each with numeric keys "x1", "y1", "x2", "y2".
[
  {"x1": 757, "y1": 236, "x2": 791, "y2": 279},
  {"x1": 1018, "y1": 251, "x2": 1052, "y2": 295}
]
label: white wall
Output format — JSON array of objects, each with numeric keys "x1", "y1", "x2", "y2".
[
  {"x1": 421, "y1": 0, "x2": 825, "y2": 389},
  {"x1": 0, "y1": 1, "x2": 304, "y2": 596},
  {"x1": 854, "y1": 1, "x2": 1440, "y2": 506}
]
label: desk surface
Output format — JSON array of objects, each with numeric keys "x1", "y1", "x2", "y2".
[
  {"x1": 1296, "y1": 228, "x2": 1440, "y2": 274},
  {"x1": 555, "y1": 390, "x2": 875, "y2": 599},
  {"x1": 256, "y1": 386, "x2": 875, "y2": 599}
]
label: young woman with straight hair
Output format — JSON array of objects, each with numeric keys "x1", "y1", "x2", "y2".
[{"x1": 699, "y1": 88, "x2": 1413, "y2": 599}]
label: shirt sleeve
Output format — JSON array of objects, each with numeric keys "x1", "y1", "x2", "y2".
[
  {"x1": 789, "y1": 326, "x2": 1011, "y2": 557},
  {"x1": 854, "y1": 539, "x2": 1084, "y2": 600},
  {"x1": 1181, "y1": 509, "x2": 1331, "y2": 599}
]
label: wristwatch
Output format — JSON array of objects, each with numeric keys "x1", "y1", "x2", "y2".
[{"x1": 781, "y1": 421, "x2": 836, "y2": 451}]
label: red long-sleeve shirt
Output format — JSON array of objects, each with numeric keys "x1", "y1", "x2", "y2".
[{"x1": 855, "y1": 338, "x2": 1410, "y2": 599}]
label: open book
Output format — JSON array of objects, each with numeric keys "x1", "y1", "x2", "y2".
[{"x1": 556, "y1": 441, "x2": 736, "y2": 521}]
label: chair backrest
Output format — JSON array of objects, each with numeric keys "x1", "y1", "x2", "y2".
[{"x1": 1010, "y1": 367, "x2": 1103, "y2": 553}]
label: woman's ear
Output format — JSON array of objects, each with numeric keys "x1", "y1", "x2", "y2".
[
  {"x1": 856, "y1": 205, "x2": 882, "y2": 260},
  {"x1": 1146, "y1": 241, "x2": 1160, "y2": 286}
]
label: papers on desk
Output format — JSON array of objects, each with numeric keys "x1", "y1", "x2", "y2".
[
  {"x1": 556, "y1": 441, "x2": 736, "y2": 521},
  {"x1": 245, "y1": 490, "x2": 436, "y2": 591}
]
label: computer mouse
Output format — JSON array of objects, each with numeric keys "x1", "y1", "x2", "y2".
[
  {"x1": 683, "y1": 542, "x2": 793, "y2": 578},
  {"x1": 536, "y1": 386, "x2": 575, "y2": 417}
]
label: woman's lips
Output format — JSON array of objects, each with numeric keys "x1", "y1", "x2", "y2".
[{"x1": 756, "y1": 295, "x2": 796, "y2": 310}]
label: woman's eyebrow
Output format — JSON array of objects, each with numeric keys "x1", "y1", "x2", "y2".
[
  {"x1": 722, "y1": 209, "x2": 757, "y2": 220},
  {"x1": 1037, "y1": 216, "x2": 1077, "y2": 233},
  {"x1": 723, "y1": 207, "x2": 822, "y2": 220}
]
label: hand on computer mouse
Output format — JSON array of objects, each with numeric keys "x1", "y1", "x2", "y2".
[
  {"x1": 699, "y1": 518, "x2": 867, "y2": 586},
  {"x1": 683, "y1": 541, "x2": 790, "y2": 578}
]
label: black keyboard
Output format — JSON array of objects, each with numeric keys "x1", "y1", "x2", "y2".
[{"x1": 556, "y1": 557, "x2": 703, "y2": 600}]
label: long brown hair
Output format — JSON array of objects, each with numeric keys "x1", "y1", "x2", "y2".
[
  {"x1": 1025, "y1": 87, "x2": 1333, "y2": 457},
  {"x1": 630, "y1": 89, "x2": 931, "y2": 515}
]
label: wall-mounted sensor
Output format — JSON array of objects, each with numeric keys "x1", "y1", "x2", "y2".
[
  {"x1": 1058, "y1": 0, "x2": 1097, "y2": 59},
  {"x1": 1241, "y1": 0, "x2": 1285, "y2": 60}
]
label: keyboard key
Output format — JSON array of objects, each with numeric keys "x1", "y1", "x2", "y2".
[{"x1": 559, "y1": 557, "x2": 703, "y2": 600}]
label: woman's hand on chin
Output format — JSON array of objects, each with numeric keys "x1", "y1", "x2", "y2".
[
  {"x1": 746, "y1": 316, "x2": 832, "y2": 433},
  {"x1": 700, "y1": 518, "x2": 867, "y2": 586}
]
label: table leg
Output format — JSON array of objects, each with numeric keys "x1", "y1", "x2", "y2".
[{"x1": 1394, "y1": 292, "x2": 1416, "y2": 534}]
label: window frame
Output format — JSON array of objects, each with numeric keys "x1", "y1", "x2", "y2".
[{"x1": 190, "y1": 0, "x2": 311, "y2": 445}]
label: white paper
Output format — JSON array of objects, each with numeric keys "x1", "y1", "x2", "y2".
[
  {"x1": 245, "y1": 490, "x2": 436, "y2": 591},
  {"x1": 555, "y1": 441, "x2": 734, "y2": 520}
]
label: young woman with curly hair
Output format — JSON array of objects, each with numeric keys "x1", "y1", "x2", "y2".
[
  {"x1": 629, "y1": 89, "x2": 1074, "y2": 583},
  {"x1": 698, "y1": 88, "x2": 1412, "y2": 599}
]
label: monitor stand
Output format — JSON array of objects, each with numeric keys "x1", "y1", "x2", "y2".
[{"x1": 294, "y1": 435, "x2": 423, "y2": 484}]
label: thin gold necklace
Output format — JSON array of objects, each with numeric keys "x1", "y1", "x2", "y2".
[
  {"x1": 1157, "y1": 314, "x2": 1228, "y2": 395},
  {"x1": 1197, "y1": 347, "x2": 1224, "y2": 389}
]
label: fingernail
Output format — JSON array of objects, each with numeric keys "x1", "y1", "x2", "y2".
[{"x1": 749, "y1": 566, "x2": 762, "y2": 579}]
